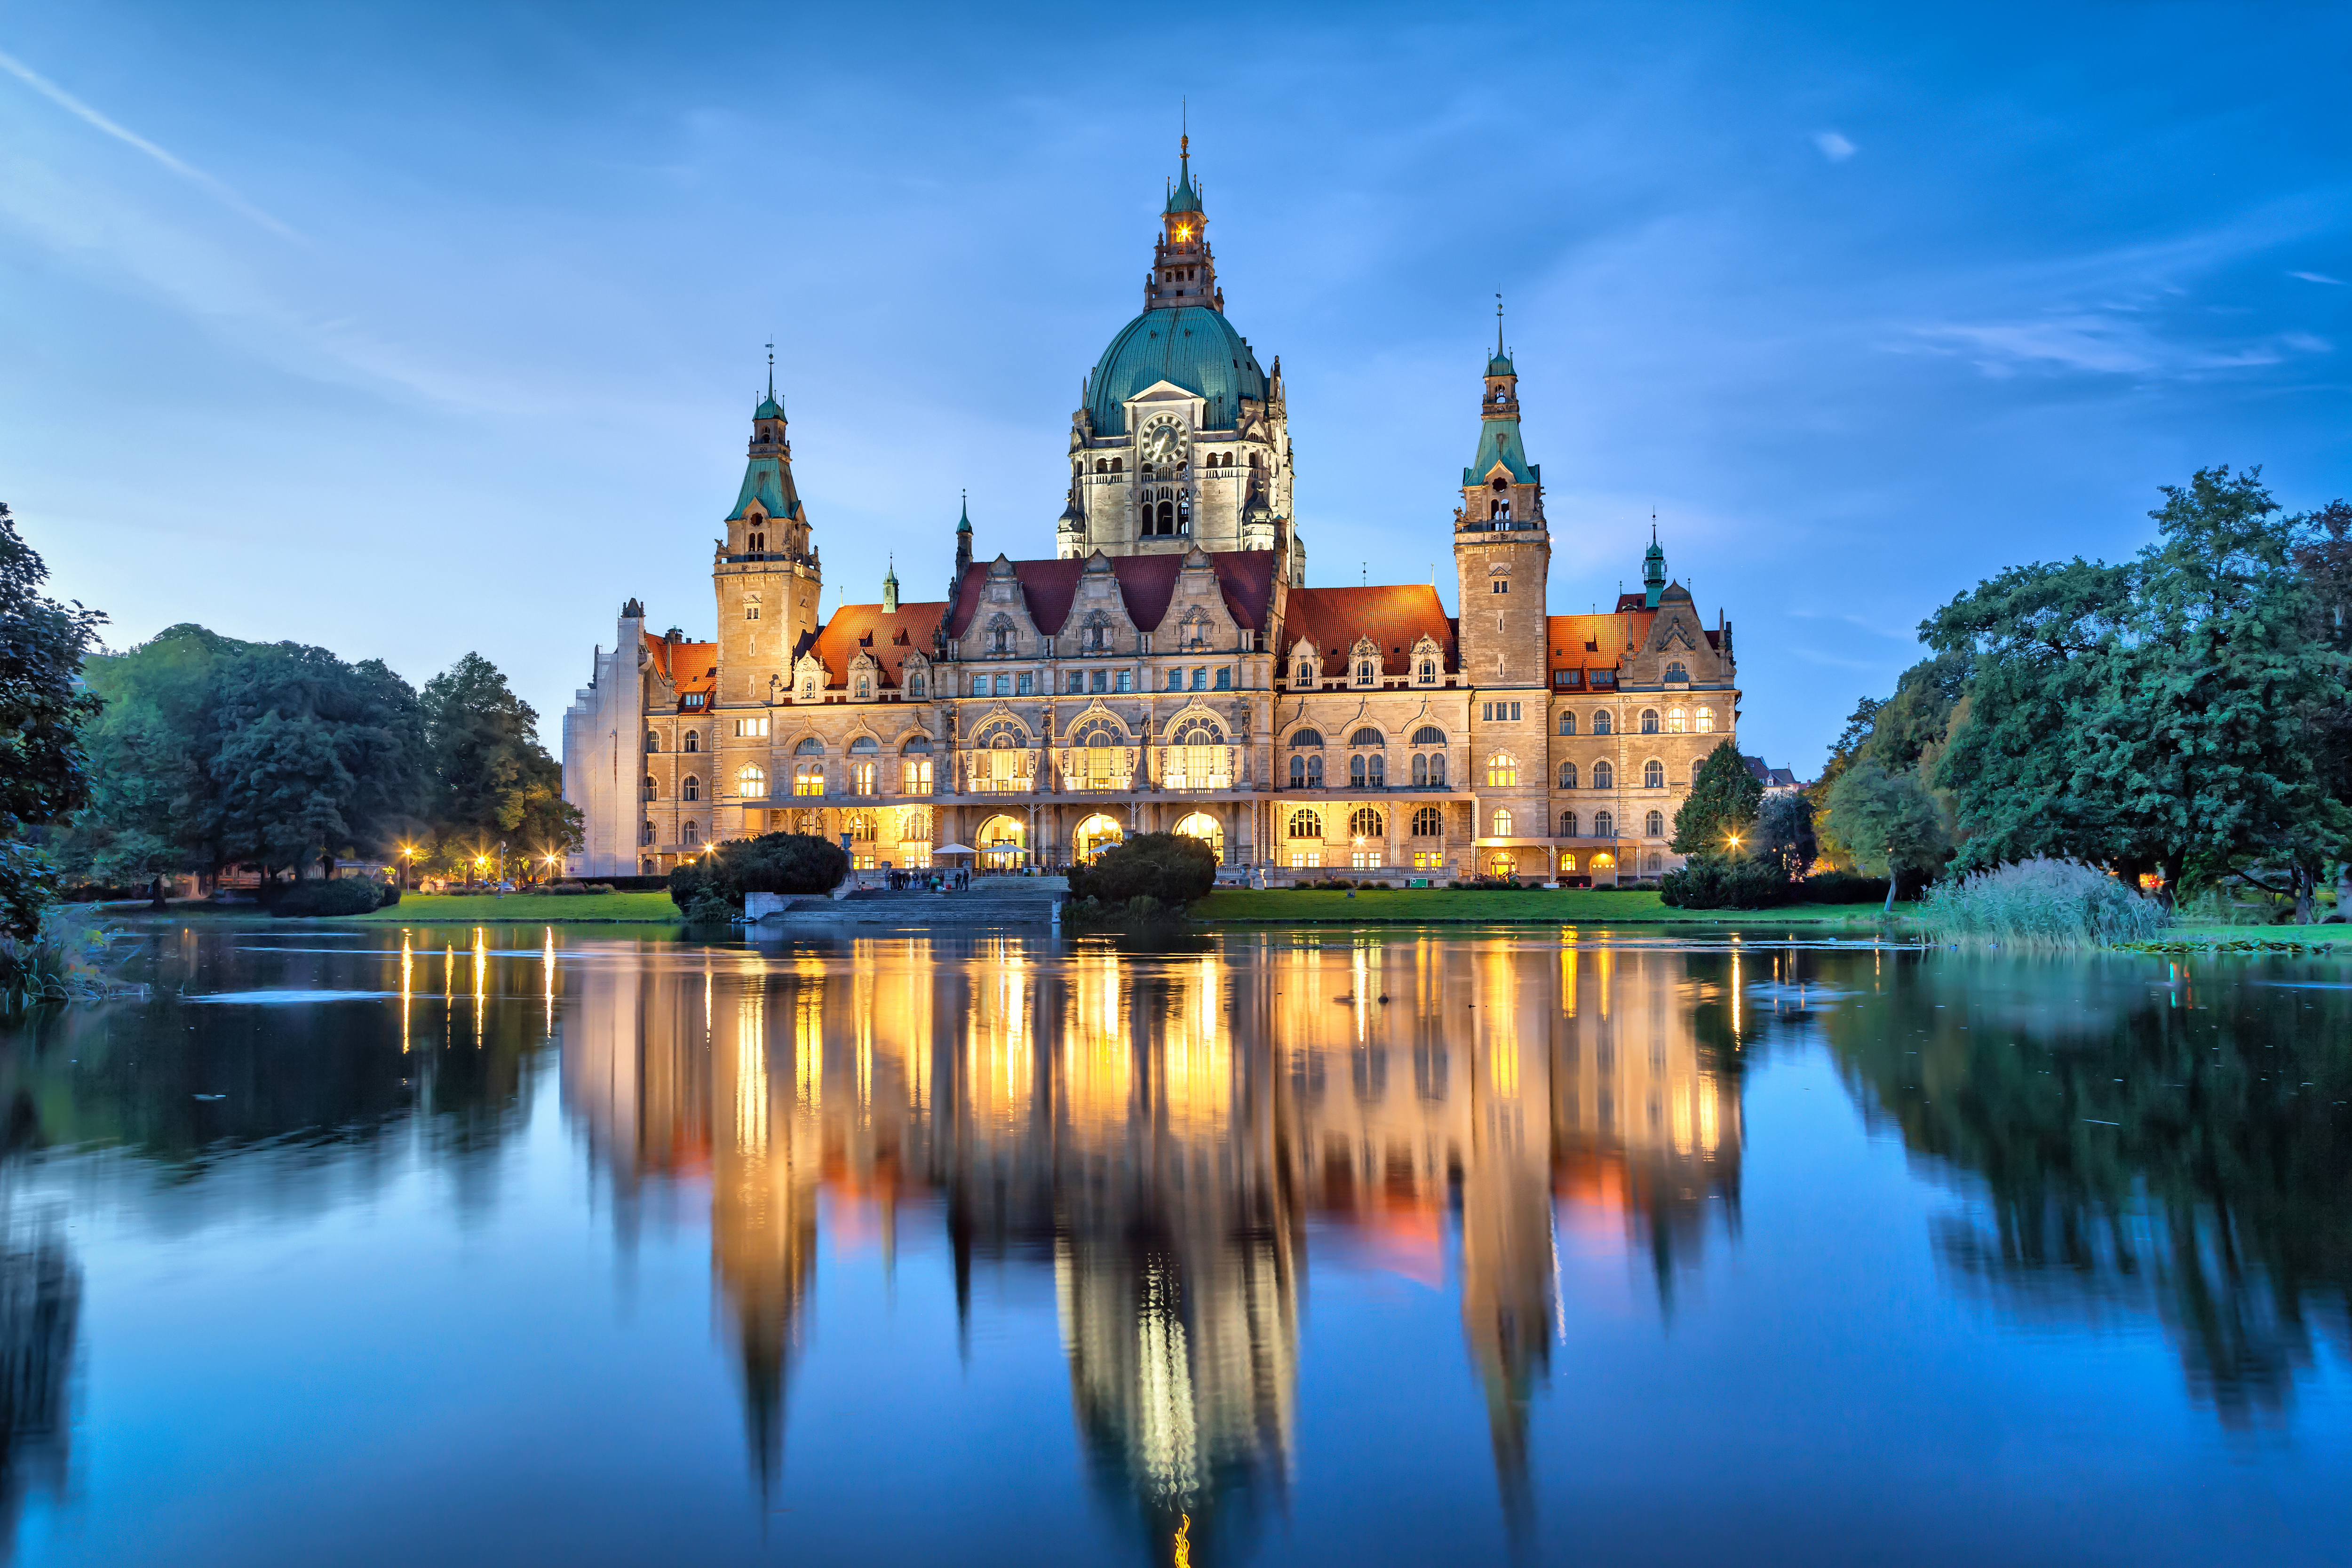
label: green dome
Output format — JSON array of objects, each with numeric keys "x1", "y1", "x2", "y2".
[{"x1": 1086, "y1": 307, "x2": 1266, "y2": 436}]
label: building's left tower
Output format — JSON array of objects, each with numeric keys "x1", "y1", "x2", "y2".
[{"x1": 561, "y1": 384, "x2": 824, "y2": 876}]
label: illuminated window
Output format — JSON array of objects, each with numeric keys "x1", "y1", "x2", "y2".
[
  {"x1": 1667, "y1": 706, "x2": 1688, "y2": 733},
  {"x1": 1485, "y1": 752, "x2": 1518, "y2": 787},
  {"x1": 845, "y1": 813, "x2": 874, "y2": 843},
  {"x1": 1697, "y1": 706, "x2": 1716, "y2": 733},
  {"x1": 850, "y1": 761, "x2": 876, "y2": 795},
  {"x1": 792, "y1": 762, "x2": 824, "y2": 796},
  {"x1": 1288, "y1": 850, "x2": 1322, "y2": 868},
  {"x1": 1287, "y1": 808, "x2": 1323, "y2": 839},
  {"x1": 1492, "y1": 809, "x2": 1513, "y2": 837},
  {"x1": 735, "y1": 716, "x2": 769, "y2": 738},
  {"x1": 738, "y1": 764, "x2": 769, "y2": 799},
  {"x1": 1349, "y1": 806, "x2": 1384, "y2": 838},
  {"x1": 1412, "y1": 850, "x2": 1445, "y2": 869}
]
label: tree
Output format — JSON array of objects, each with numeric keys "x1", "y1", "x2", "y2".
[
  {"x1": 1070, "y1": 831, "x2": 1218, "y2": 908},
  {"x1": 1670, "y1": 741, "x2": 1763, "y2": 857},
  {"x1": 0, "y1": 502, "x2": 106, "y2": 937},
  {"x1": 669, "y1": 832, "x2": 846, "y2": 915},
  {"x1": 1925, "y1": 467, "x2": 2350, "y2": 911},
  {"x1": 1822, "y1": 759, "x2": 1951, "y2": 913},
  {"x1": 421, "y1": 653, "x2": 579, "y2": 874},
  {"x1": 1758, "y1": 791, "x2": 1818, "y2": 879}
]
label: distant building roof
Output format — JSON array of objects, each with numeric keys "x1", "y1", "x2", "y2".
[
  {"x1": 1280, "y1": 585, "x2": 1458, "y2": 677},
  {"x1": 805, "y1": 601, "x2": 948, "y2": 690},
  {"x1": 945, "y1": 549, "x2": 1277, "y2": 641},
  {"x1": 643, "y1": 632, "x2": 717, "y2": 704}
]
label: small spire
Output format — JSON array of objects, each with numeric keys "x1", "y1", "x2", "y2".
[
  {"x1": 957, "y1": 488, "x2": 971, "y2": 532},
  {"x1": 766, "y1": 337, "x2": 775, "y2": 401},
  {"x1": 1496, "y1": 292, "x2": 1505, "y2": 358}
]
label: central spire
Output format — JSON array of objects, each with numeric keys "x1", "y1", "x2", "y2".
[{"x1": 1148, "y1": 128, "x2": 1218, "y2": 312}]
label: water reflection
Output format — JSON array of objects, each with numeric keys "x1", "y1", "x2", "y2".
[
  {"x1": 1820, "y1": 950, "x2": 2352, "y2": 1422},
  {"x1": 561, "y1": 933, "x2": 1747, "y2": 1561}
]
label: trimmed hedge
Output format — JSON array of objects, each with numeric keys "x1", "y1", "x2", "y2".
[{"x1": 270, "y1": 878, "x2": 386, "y2": 918}]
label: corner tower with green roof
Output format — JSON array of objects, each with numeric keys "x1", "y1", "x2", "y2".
[
  {"x1": 712, "y1": 370, "x2": 822, "y2": 706},
  {"x1": 1063, "y1": 135, "x2": 1302, "y2": 582}
]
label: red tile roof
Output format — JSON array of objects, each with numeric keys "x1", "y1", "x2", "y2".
[
  {"x1": 1279, "y1": 585, "x2": 1458, "y2": 677},
  {"x1": 807, "y1": 602, "x2": 949, "y2": 689},
  {"x1": 643, "y1": 633, "x2": 718, "y2": 698},
  {"x1": 1546, "y1": 611, "x2": 1720, "y2": 680},
  {"x1": 946, "y1": 549, "x2": 1278, "y2": 640}
]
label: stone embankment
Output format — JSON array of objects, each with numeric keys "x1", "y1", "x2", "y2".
[{"x1": 746, "y1": 876, "x2": 1068, "y2": 929}]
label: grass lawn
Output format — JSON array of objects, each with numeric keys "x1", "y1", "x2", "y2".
[
  {"x1": 1196, "y1": 888, "x2": 1912, "y2": 927},
  {"x1": 352, "y1": 891, "x2": 681, "y2": 923}
]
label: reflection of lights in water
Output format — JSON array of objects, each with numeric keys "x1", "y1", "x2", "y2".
[
  {"x1": 1173, "y1": 1513, "x2": 1192, "y2": 1568},
  {"x1": 1598, "y1": 945, "x2": 1613, "y2": 1018},
  {"x1": 472, "y1": 927, "x2": 486, "y2": 1049},
  {"x1": 400, "y1": 931, "x2": 413, "y2": 1053},
  {"x1": 1134, "y1": 1259, "x2": 1200, "y2": 1501},
  {"x1": 1560, "y1": 940, "x2": 1577, "y2": 1018},
  {"x1": 794, "y1": 991, "x2": 821, "y2": 1112},
  {"x1": 542, "y1": 926, "x2": 556, "y2": 1037},
  {"x1": 740, "y1": 987, "x2": 770, "y2": 1154}
]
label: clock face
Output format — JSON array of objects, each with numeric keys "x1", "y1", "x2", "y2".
[{"x1": 1140, "y1": 421, "x2": 1184, "y2": 467}]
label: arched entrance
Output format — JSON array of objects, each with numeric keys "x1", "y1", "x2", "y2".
[
  {"x1": 1074, "y1": 813, "x2": 1125, "y2": 862},
  {"x1": 1172, "y1": 811, "x2": 1223, "y2": 862},
  {"x1": 977, "y1": 814, "x2": 1026, "y2": 870},
  {"x1": 1486, "y1": 850, "x2": 1518, "y2": 879}
]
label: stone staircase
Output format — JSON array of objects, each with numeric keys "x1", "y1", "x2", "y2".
[{"x1": 747, "y1": 876, "x2": 1068, "y2": 929}]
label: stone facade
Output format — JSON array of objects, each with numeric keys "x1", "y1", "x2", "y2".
[{"x1": 562, "y1": 141, "x2": 1742, "y2": 883}]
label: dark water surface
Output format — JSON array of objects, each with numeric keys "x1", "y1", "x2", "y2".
[{"x1": 0, "y1": 923, "x2": 2345, "y2": 1566}]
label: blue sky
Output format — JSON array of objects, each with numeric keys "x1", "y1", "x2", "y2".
[{"x1": 1, "y1": 1, "x2": 2346, "y2": 773}]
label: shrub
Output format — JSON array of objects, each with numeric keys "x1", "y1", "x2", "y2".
[
  {"x1": 1069, "y1": 832, "x2": 1217, "y2": 909},
  {"x1": 270, "y1": 878, "x2": 384, "y2": 918},
  {"x1": 377, "y1": 882, "x2": 401, "y2": 908},
  {"x1": 0, "y1": 906, "x2": 122, "y2": 1019},
  {"x1": 1660, "y1": 854, "x2": 1791, "y2": 909},
  {"x1": 1922, "y1": 857, "x2": 2167, "y2": 947},
  {"x1": 1796, "y1": 870, "x2": 1889, "y2": 905},
  {"x1": 669, "y1": 832, "x2": 848, "y2": 913}
]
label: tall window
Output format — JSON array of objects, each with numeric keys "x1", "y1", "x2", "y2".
[
  {"x1": 1666, "y1": 661, "x2": 1688, "y2": 682},
  {"x1": 1594, "y1": 710, "x2": 1613, "y2": 735},
  {"x1": 683, "y1": 776, "x2": 699, "y2": 802},
  {"x1": 641, "y1": 821, "x2": 655, "y2": 845},
  {"x1": 1643, "y1": 760, "x2": 1665, "y2": 789},
  {"x1": 1412, "y1": 754, "x2": 1427, "y2": 787},
  {"x1": 1557, "y1": 761, "x2": 1577, "y2": 789},
  {"x1": 908, "y1": 673, "x2": 926, "y2": 699},
  {"x1": 1411, "y1": 806, "x2": 1443, "y2": 836},
  {"x1": 643, "y1": 775, "x2": 658, "y2": 802},
  {"x1": 904, "y1": 755, "x2": 932, "y2": 794},
  {"x1": 1593, "y1": 760, "x2": 1614, "y2": 790},
  {"x1": 1645, "y1": 810, "x2": 1665, "y2": 836},
  {"x1": 1427, "y1": 754, "x2": 1445, "y2": 787},
  {"x1": 735, "y1": 716, "x2": 769, "y2": 738},
  {"x1": 645, "y1": 731, "x2": 660, "y2": 753},
  {"x1": 1350, "y1": 755, "x2": 1366, "y2": 788},
  {"x1": 1486, "y1": 753, "x2": 1518, "y2": 787},
  {"x1": 738, "y1": 764, "x2": 769, "y2": 799},
  {"x1": 1595, "y1": 810, "x2": 1615, "y2": 838},
  {"x1": 683, "y1": 731, "x2": 699, "y2": 753},
  {"x1": 1417, "y1": 660, "x2": 1435, "y2": 684},
  {"x1": 1559, "y1": 810, "x2": 1578, "y2": 837},
  {"x1": 1697, "y1": 706, "x2": 1716, "y2": 733},
  {"x1": 993, "y1": 673, "x2": 1012, "y2": 697},
  {"x1": 1641, "y1": 709, "x2": 1660, "y2": 734},
  {"x1": 1667, "y1": 706, "x2": 1688, "y2": 733},
  {"x1": 1355, "y1": 661, "x2": 1375, "y2": 685},
  {"x1": 1295, "y1": 660, "x2": 1314, "y2": 684},
  {"x1": 793, "y1": 762, "x2": 824, "y2": 796},
  {"x1": 1348, "y1": 806, "x2": 1384, "y2": 838},
  {"x1": 1308, "y1": 756, "x2": 1324, "y2": 786},
  {"x1": 845, "y1": 813, "x2": 874, "y2": 843},
  {"x1": 683, "y1": 821, "x2": 701, "y2": 845},
  {"x1": 1289, "y1": 756, "x2": 1306, "y2": 787},
  {"x1": 1287, "y1": 808, "x2": 1323, "y2": 839},
  {"x1": 1492, "y1": 809, "x2": 1513, "y2": 837},
  {"x1": 1558, "y1": 712, "x2": 1576, "y2": 736},
  {"x1": 850, "y1": 761, "x2": 876, "y2": 795}
]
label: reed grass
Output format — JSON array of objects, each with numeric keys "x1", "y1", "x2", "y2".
[{"x1": 1921, "y1": 857, "x2": 2168, "y2": 947}]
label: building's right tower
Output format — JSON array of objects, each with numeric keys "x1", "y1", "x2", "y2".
[{"x1": 1456, "y1": 326, "x2": 1553, "y2": 862}]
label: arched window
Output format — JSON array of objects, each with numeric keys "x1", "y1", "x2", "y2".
[
  {"x1": 1411, "y1": 726, "x2": 1446, "y2": 746},
  {"x1": 1593, "y1": 760, "x2": 1614, "y2": 790},
  {"x1": 1355, "y1": 661, "x2": 1375, "y2": 685},
  {"x1": 1643, "y1": 759, "x2": 1665, "y2": 789},
  {"x1": 643, "y1": 775, "x2": 658, "y2": 802},
  {"x1": 683, "y1": 730, "x2": 699, "y2": 753},
  {"x1": 683, "y1": 776, "x2": 700, "y2": 802},
  {"x1": 1417, "y1": 660, "x2": 1436, "y2": 683},
  {"x1": 1559, "y1": 810, "x2": 1579, "y2": 837},
  {"x1": 795, "y1": 737, "x2": 824, "y2": 755},
  {"x1": 1350, "y1": 755, "x2": 1367, "y2": 788},
  {"x1": 1697, "y1": 706, "x2": 1716, "y2": 733},
  {"x1": 645, "y1": 731, "x2": 660, "y2": 753},
  {"x1": 849, "y1": 736, "x2": 878, "y2": 754},
  {"x1": 1176, "y1": 494, "x2": 1191, "y2": 533},
  {"x1": 1349, "y1": 806, "x2": 1384, "y2": 838},
  {"x1": 641, "y1": 821, "x2": 656, "y2": 846},
  {"x1": 793, "y1": 761, "x2": 825, "y2": 796},
  {"x1": 1557, "y1": 761, "x2": 1577, "y2": 789},
  {"x1": 1428, "y1": 753, "x2": 1445, "y2": 787},
  {"x1": 1558, "y1": 712, "x2": 1576, "y2": 736},
  {"x1": 1411, "y1": 806, "x2": 1443, "y2": 836},
  {"x1": 1641, "y1": 708, "x2": 1660, "y2": 734},
  {"x1": 1412, "y1": 755, "x2": 1427, "y2": 787},
  {"x1": 1645, "y1": 809, "x2": 1665, "y2": 836},
  {"x1": 1295, "y1": 660, "x2": 1315, "y2": 685},
  {"x1": 1492, "y1": 808, "x2": 1513, "y2": 837},
  {"x1": 1287, "y1": 808, "x2": 1323, "y2": 839},
  {"x1": 1350, "y1": 727, "x2": 1386, "y2": 748},
  {"x1": 1289, "y1": 755, "x2": 1306, "y2": 787},
  {"x1": 900, "y1": 806, "x2": 933, "y2": 842},
  {"x1": 908, "y1": 673, "x2": 926, "y2": 699},
  {"x1": 1290, "y1": 728, "x2": 1324, "y2": 748},
  {"x1": 1112, "y1": 457, "x2": 1124, "y2": 474},
  {"x1": 845, "y1": 812, "x2": 874, "y2": 843},
  {"x1": 850, "y1": 761, "x2": 876, "y2": 795},
  {"x1": 641, "y1": 857, "x2": 656, "y2": 875},
  {"x1": 1308, "y1": 755, "x2": 1324, "y2": 786},
  {"x1": 1486, "y1": 752, "x2": 1518, "y2": 787},
  {"x1": 1666, "y1": 661, "x2": 1688, "y2": 683},
  {"x1": 682, "y1": 821, "x2": 700, "y2": 845},
  {"x1": 738, "y1": 764, "x2": 769, "y2": 799},
  {"x1": 1593, "y1": 710, "x2": 1613, "y2": 736},
  {"x1": 1591, "y1": 851, "x2": 1616, "y2": 872},
  {"x1": 1594, "y1": 810, "x2": 1615, "y2": 838},
  {"x1": 1692, "y1": 759, "x2": 1706, "y2": 786},
  {"x1": 1667, "y1": 706, "x2": 1688, "y2": 733}
]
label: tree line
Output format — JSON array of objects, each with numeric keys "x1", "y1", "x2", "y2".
[{"x1": 1816, "y1": 467, "x2": 2352, "y2": 917}]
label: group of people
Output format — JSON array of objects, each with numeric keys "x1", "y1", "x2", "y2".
[{"x1": 881, "y1": 867, "x2": 971, "y2": 892}]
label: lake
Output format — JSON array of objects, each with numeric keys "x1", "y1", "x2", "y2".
[{"x1": 0, "y1": 923, "x2": 2345, "y2": 1566}]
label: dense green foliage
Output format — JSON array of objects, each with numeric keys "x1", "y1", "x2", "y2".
[
  {"x1": 1820, "y1": 468, "x2": 2352, "y2": 918},
  {"x1": 1756, "y1": 791, "x2": 1818, "y2": 879},
  {"x1": 59, "y1": 628, "x2": 572, "y2": 888},
  {"x1": 1921, "y1": 857, "x2": 2166, "y2": 946},
  {"x1": 1069, "y1": 832, "x2": 1218, "y2": 909},
  {"x1": 270, "y1": 878, "x2": 389, "y2": 918},
  {"x1": 668, "y1": 832, "x2": 848, "y2": 918},
  {"x1": 1658, "y1": 854, "x2": 1790, "y2": 908},
  {"x1": 0, "y1": 503, "x2": 107, "y2": 1003},
  {"x1": 1669, "y1": 741, "x2": 1762, "y2": 855}
]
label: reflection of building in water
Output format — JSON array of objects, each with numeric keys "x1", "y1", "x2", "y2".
[{"x1": 560, "y1": 935, "x2": 1739, "y2": 1548}]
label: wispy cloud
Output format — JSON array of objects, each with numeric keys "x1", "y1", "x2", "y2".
[
  {"x1": 2291, "y1": 270, "x2": 2344, "y2": 285},
  {"x1": 0, "y1": 47, "x2": 301, "y2": 241},
  {"x1": 1813, "y1": 131, "x2": 1857, "y2": 162}
]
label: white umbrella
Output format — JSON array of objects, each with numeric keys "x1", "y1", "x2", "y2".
[{"x1": 933, "y1": 843, "x2": 977, "y2": 855}]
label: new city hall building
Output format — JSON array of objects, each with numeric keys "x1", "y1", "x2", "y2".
[{"x1": 564, "y1": 143, "x2": 1741, "y2": 881}]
